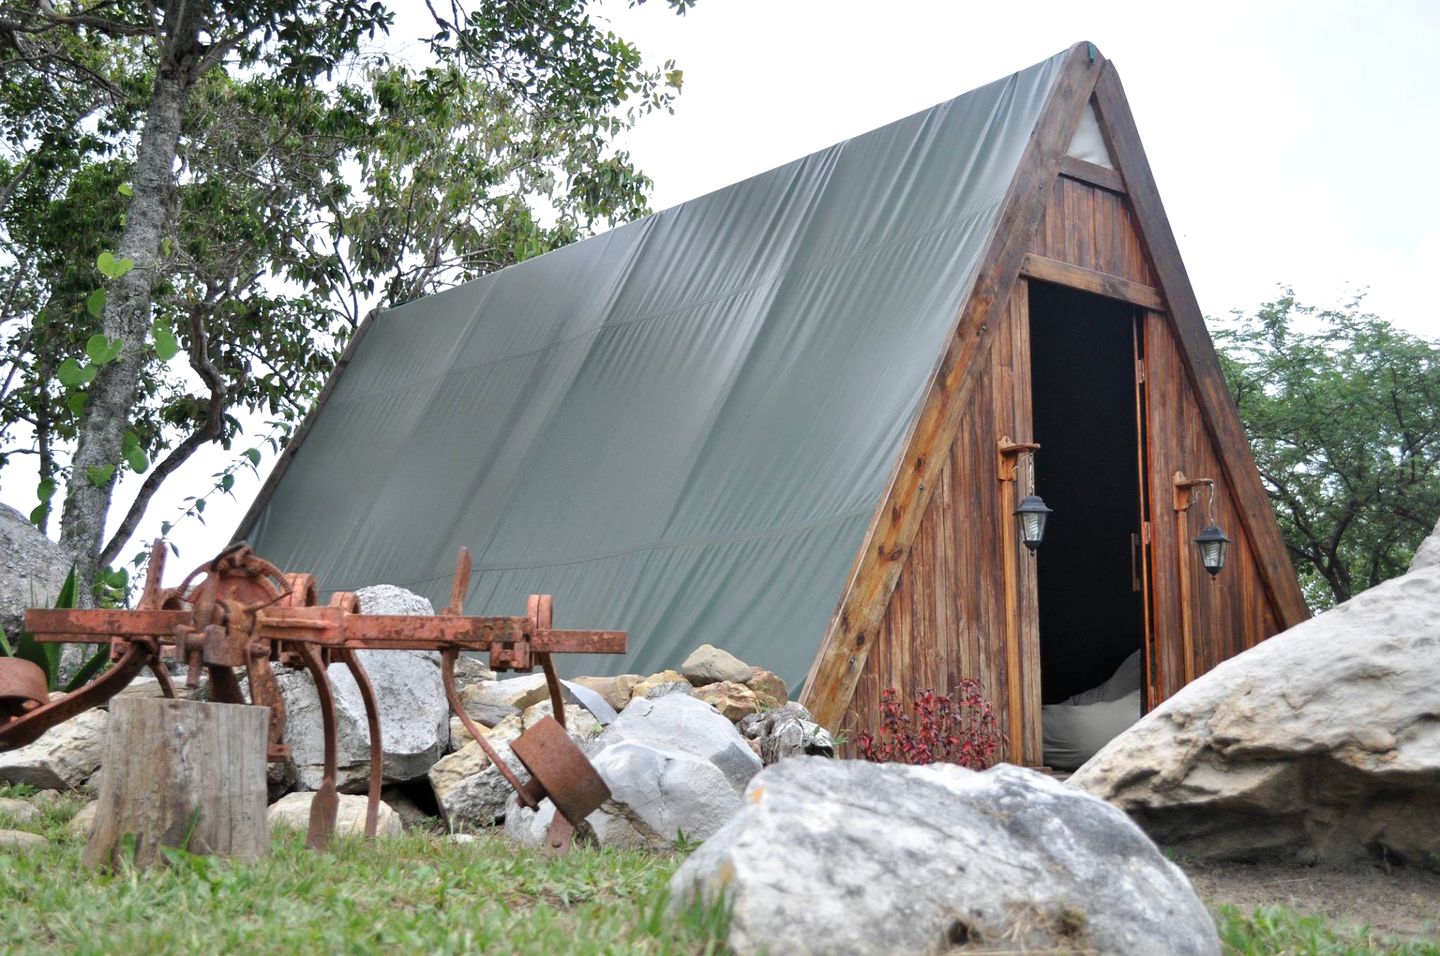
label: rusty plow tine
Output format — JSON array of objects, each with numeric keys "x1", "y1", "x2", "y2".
[
  {"x1": 149, "y1": 660, "x2": 177, "y2": 699},
  {"x1": 298, "y1": 644, "x2": 340, "y2": 850},
  {"x1": 442, "y1": 648, "x2": 535, "y2": 808},
  {"x1": 443, "y1": 547, "x2": 473, "y2": 616},
  {"x1": 340, "y1": 649, "x2": 383, "y2": 840}
]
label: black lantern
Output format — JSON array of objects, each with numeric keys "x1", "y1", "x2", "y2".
[
  {"x1": 1015, "y1": 493, "x2": 1052, "y2": 552},
  {"x1": 1194, "y1": 523, "x2": 1231, "y2": 577}
]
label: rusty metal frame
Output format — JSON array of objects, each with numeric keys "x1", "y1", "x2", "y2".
[{"x1": 3, "y1": 542, "x2": 625, "y2": 852}]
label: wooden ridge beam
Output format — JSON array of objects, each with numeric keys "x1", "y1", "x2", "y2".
[
  {"x1": 801, "y1": 43, "x2": 1107, "y2": 730},
  {"x1": 1090, "y1": 63, "x2": 1310, "y2": 629}
]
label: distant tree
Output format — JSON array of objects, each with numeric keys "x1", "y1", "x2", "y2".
[
  {"x1": 0, "y1": 0, "x2": 692, "y2": 602},
  {"x1": 1215, "y1": 294, "x2": 1440, "y2": 609}
]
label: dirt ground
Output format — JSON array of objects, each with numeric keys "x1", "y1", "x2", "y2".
[{"x1": 1181, "y1": 858, "x2": 1440, "y2": 942}]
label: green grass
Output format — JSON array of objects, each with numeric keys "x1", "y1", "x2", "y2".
[
  {"x1": 1216, "y1": 905, "x2": 1440, "y2": 956},
  {"x1": 0, "y1": 797, "x2": 729, "y2": 955}
]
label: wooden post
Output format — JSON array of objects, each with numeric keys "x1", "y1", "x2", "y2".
[{"x1": 84, "y1": 698, "x2": 270, "y2": 871}]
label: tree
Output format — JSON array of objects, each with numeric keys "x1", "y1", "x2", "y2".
[
  {"x1": 0, "y1": 0, "x2": 691, "y2": 602},
  {"x1": 1215, "y1": 293, "x2": 1440, "y2": 609}
]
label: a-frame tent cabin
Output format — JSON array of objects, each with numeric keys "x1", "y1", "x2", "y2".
[{"x1": 236, "y1": 43, "x2": 1308, "y2": 765}]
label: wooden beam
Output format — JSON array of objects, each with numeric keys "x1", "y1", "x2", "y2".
[
  {"x1": 800, "y1": 43, "x2": 1107, "y2": 730},
  {"x1": 1059, "y1": 155, "x2": 1126, "y2": 193},
  {"x1": 1020, "y1": 253, "x2": 1165, "y2": 310},
  {"x1": 1090, "y1": 63, "x2": 1310, "y2": 629},
  {"x1": 231, "y1": 310, "x2": 378, "y2": 544}
]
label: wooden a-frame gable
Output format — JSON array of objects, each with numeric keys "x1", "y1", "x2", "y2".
[{"x1": 801, "y1": 43, "x2": 1309, "y2": 762}]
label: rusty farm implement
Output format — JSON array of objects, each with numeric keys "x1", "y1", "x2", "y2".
[{"x1": 2, "y1": 541, "x2": 626, "y2": 853}]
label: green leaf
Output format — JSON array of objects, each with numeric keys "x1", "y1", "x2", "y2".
[
  {"x1": 85, "y1": 333, "x2": 122, "y2": 365},
  {"x1": 86, "y1": 288, "x2": 106, "y2": 318},
  {"x1": 124, "y1": 446, "x2": 148, "y2": 474},
  {"x1": 220, "y1": 473, "x2": 234, "y2": 493},
  {"x1": 151, "y1": 318, "x2": 180, "y2": 361},
  {"x1": 67, "y1": 392, "x2": 87, "y2": 415},
  {"x1": 28, "y1": 503, "x2": 47, "y2": 526},
  {"x1": 85, "y1": 464, "x2": 115, "y2": 488},
  {"x1": 36, "y1": 478, "x2": 55, "y2": 502},
  {"x1": 95, "y1": 251, "x2": 134, "y2": 279},
  {"x1": 57, "y1": 358, "x2": 87, "y2": 387},
  {"x1": 242, "y1": 448, "x2": 261, "y2": 466},
  {"x1": 0, "y1": 625, "x2": 12, "y2": 658},
  {"x1": 117, "y1": 182, "x2": 133, "y2": 197},
  {"x1": 63, "y1": 645, "x2": 109, "y2": 692}
]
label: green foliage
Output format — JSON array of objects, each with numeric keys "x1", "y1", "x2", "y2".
[
  {"x1": 0, "y1": 818, "x2": 731, "y2": 955},
  {"x1": 0, "y1": 0, "x2": 697, "y2": 579},
  {"x1": 1215, "y1": 905, "x2": 1440, "y2": 955},
  {"x1": 0, "y1": 569, "x2": 109, "y2": 693},
  {"x1": 1215, "y1": 294, "x2": 1440, "y2": 608}
]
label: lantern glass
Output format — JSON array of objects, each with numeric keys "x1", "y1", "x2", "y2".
[
  {"x1": 1015, "y1": 494, "x2": 1052, "y2": 552},
  {"x1": 1194, "y1": 523, "x2": 1231, "y2": 577}
]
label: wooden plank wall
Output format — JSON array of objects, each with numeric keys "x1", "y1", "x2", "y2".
[
  {"x1": 841, "y1": 165, "x2": 1284, "y2": 761},
  {"x1": 841, "y1": 286, "x2": 1038, "y2": 762},
  {"x1": 1033, "y1": 173, "x2": 1157, "y2": 287},
  {"x1": 1143, "y1": 309, "x2": 1281, "y2": 700}
]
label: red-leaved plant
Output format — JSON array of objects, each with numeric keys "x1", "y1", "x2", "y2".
[{"x1": 853, "y1": 680, "x2": 1004, "y2": 769}]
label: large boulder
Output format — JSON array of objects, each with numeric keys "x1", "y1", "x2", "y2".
[
  {"x1": 1071, "y1": 532, "x2": 1440, "y2": 869},
  {"x1": 0, "y1": 708, "x2": 108, "y2": 790},
  {"x1": 0, "y1": 503, "x2": 70, "y2": 641},
  {"x1": 276, "y1": 584, "x2": 450, "y2": 791},
  {"x1": 671, "y1": 758, "x2": 1218, "y2": 956},
  {"x1": 505, "y1": 693, "x2": 762, "y2": 851}
]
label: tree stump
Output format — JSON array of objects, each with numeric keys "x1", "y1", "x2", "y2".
[{"x1": 84, "y1": 697, "x2": 270, "y2": 870}]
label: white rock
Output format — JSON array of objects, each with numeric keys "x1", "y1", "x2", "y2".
[
  {"x1": 506, "y1": 739, "x2": 741, "y2": 852},
  {"x1": 1408, "y1": 516, "x2": 1440, "y2": 572},
  {"x1": 267, "y1": 791, "x2": 402, "y2": 837},
  {"x1": 429, "y1": 717, "x2": 527, "y2": 828},
  {"x1": 606, "y1": 695, "x2": 761, "y2": 794},
  {"x1": 0, "y1": 829, "x2": 47, "y2": 851},
  {"x1": 521, "y1": 700, "x2": 601, "y2": 739},
  {"x1": 278, "y1": 649, "x2": 449, "y2": 792},
  {"x1": 68, "y1": 801, "x2": 98, "y2": 837},
  {"x1": 1071, "y1": 533, "x2": 1440, "y2": 869},
  {"x1": 0, "y1": 708, "x2": 108, "y2": 790},
  {"x1": 0, "y1": 797, "x2": 38, "y2": 823},
  {"x1": 671, "y1": 758, "x2": 1218, "y2": 956},
  {"x1": 737, "y1": 703, "x2": 834, "y2": 764},
  {"x1": 506, "y1": 693, "x2": 763, "y2": 852},
  {"x1": 680, "y1": 644, "x2": 752, "y2": 686},
  {"x1": 0, "y1": 502, "x2": 70, "y2": 642},
  {"x1": 354, "y1": 584, "x2": 435, "y2": 618},
  {"x1": 463, "y1": 673, "x2": 553, "y2": 710}
]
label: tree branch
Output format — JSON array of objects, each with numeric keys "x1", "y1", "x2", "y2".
[{"x1": 99, "y1": 308, "x2": 229, "y2": 565}]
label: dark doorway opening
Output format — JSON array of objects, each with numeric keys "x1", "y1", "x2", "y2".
[{"x1": 1028, "y1": 282, "x2": 1145, "y2": 704}]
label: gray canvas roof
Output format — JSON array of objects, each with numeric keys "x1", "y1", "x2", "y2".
[{"x1": 241, "y1": 50, "x2": 1068, "y2": 688}]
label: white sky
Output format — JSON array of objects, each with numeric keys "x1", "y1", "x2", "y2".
[{"x1": 4, "y1": 0, "x2": 1437, "y2": 583}]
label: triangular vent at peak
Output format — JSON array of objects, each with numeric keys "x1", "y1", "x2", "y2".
[{"x1": 1067, "y1": 100, "x2": 1115, "y2": 169}]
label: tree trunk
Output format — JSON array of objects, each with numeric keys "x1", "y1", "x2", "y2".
[
  {"x1": 58, "y1": 0, "x2": 211, "y2": 603},
  {"x1": 84, "y1": 697, "x2": 269, "y2": 871}
]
